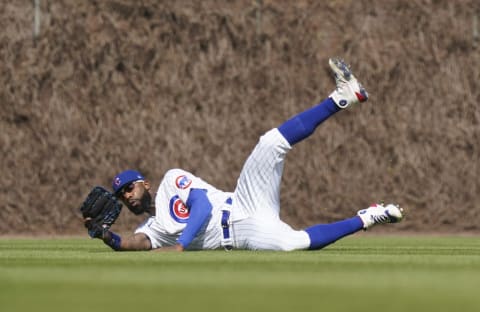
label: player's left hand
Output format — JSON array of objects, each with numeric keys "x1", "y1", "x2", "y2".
[
  {"x1": 83, "y1": 217, "x2": 108, "y2": 239},
  {"x1": 80, "y1": 186, "x2": 123, "y2": 239}
]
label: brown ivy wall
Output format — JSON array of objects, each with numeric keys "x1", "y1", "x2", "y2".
[{"x1": 1, "y1": 0, "x2": 479, "y2": 235}]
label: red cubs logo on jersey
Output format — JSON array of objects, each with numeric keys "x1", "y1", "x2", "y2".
[
  {"x1": 169, "y1": 195, "x2": 190, "y2": 223},
  {"x1": 175, "y1": 175, "x2": 192, "y2": 190}
]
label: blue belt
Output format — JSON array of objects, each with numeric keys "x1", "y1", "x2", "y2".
[
  {"x1": 221, "y1": 210, "x2": 232, "y2": 250},
  {"x1": 221, "y1": 198, "x2": 233, "y2": 250}
]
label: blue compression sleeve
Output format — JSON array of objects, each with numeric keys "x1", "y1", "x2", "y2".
[
  {"x1": 278, "y1": 97, "x2": 340, "y2": 145},
  {"x1": 304, "y1": 217, "x2": 363, "y2": 250},
  {"x1": 177, "y1": 188, "x2": 213, "y2": 248}
]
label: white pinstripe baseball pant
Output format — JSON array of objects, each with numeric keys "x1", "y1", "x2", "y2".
[{"x1": 230, "y1": 128, "x2": 311, "y2": 251}]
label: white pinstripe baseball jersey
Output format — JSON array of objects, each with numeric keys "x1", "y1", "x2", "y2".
[{"x1": 135, "y1": 128, "x2": 310, "y2": 251}]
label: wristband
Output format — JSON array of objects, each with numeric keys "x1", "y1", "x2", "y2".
[{"x1": 105, "y1": 232, "x2": 122, "y2": 251}]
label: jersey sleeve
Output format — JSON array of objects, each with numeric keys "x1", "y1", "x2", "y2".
[
  {"x1": 134, "y1": 217, "x2": 160, "y2": 249},
  {"x1": 163, "y1": 169, "x2": 198, "y2": 203},
  {"x1": 176, "y1": 188, "x2": 213, "y2": 248},
  {"x1": 161, "y1": 169, "x2": 214, "y2": 248}
]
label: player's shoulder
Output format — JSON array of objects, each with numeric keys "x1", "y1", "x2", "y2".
[
  {"x1": 163, "y1": 168, "x2": 194, "y2": 180},
  {"x1": 161, "y1": 168, "x2": 197, "y2": 188}
]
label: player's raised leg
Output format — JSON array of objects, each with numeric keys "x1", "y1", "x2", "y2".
[
  {"x1": 232, "y1": 128, "x2": 291, "y2": 219},
  {"x1": 232, "y1": 58, "x2": 369, "y2": 220},
  {"x1": 304, "y1": 203, "x2": 403, "y2": 250},
  {"x1": 278, "y1": 58, "x2": 368, "y2": 146}
]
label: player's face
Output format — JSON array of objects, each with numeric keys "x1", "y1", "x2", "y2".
[{"x1": 120, "y1": 181, "x2": 152, "y2": 215}]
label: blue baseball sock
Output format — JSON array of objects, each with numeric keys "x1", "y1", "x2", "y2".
[
  {"x1": 278, "y1": 97, "x2": 340, "y2": 145},
  {"x1": 305, "y1": 217, "x2": 364, "y2": 250}
]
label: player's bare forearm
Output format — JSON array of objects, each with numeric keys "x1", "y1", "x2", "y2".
[
  {"x1": 102, "y1": 231, "x2": 152, "y2": 251},
  {"x1": 151, "y1": 244, "x2": 184, "y2": 252}
]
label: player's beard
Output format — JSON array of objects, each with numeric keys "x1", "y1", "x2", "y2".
[{"x1": 128, "y1": 191, "x2": 152, "y2": 215}]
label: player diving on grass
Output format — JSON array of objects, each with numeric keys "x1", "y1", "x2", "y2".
[{"x1": 81, "y1": 58, "x2": 404, "y2": 252}]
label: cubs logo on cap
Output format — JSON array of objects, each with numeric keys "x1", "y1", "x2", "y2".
[
  {"x1": 175, "y1": 175, "x2": 192, "y2": 190},
  {"x1": 112, "y1": 169, "x2": 145, "y2": 194}
]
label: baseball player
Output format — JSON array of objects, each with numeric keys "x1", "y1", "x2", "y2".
[{"x1": 92, "y1": 58, "x2": 404, "y2": 252}]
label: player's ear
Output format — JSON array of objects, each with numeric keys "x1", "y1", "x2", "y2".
[{"x1": 143, "y1": 180, "x2": 151, "y2": 191}]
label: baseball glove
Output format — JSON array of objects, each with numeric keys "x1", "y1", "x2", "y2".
[{"x1": 80, "y1": 186, "x2": 123, "y2": 238}]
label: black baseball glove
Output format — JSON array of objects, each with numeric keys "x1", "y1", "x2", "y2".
[{"x1": 80, "y1": 186, "x2": 123, "y2": 238}]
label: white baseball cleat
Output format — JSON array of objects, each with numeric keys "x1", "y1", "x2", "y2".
[
  {"x1": 328, "y1": 58, "x2": 368, "y2": 108},
  {"x1": 357, "y1": 203, "x2": 404, "y2": 230}
]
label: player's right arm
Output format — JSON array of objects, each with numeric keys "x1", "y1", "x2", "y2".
[{"x1": 101, "y1": 231, "x2": 152, "y2": 251}]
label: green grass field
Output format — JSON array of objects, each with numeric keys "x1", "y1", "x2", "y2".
[{"x1": 1, "y1": 235, "x2": 479, "y2": 312}]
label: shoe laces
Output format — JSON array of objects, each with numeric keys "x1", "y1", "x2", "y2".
[{"x1": 371, "y1": 213, "x2": 391, "y2": 224}]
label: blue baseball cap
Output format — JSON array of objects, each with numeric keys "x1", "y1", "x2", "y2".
[{"x1": 112, "y1": 170, "x2": 145, "y2": 194}]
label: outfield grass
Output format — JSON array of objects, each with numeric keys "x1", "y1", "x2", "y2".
[{"x1": 0, "y1": 235, "x2": 479, "y2": 312}]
